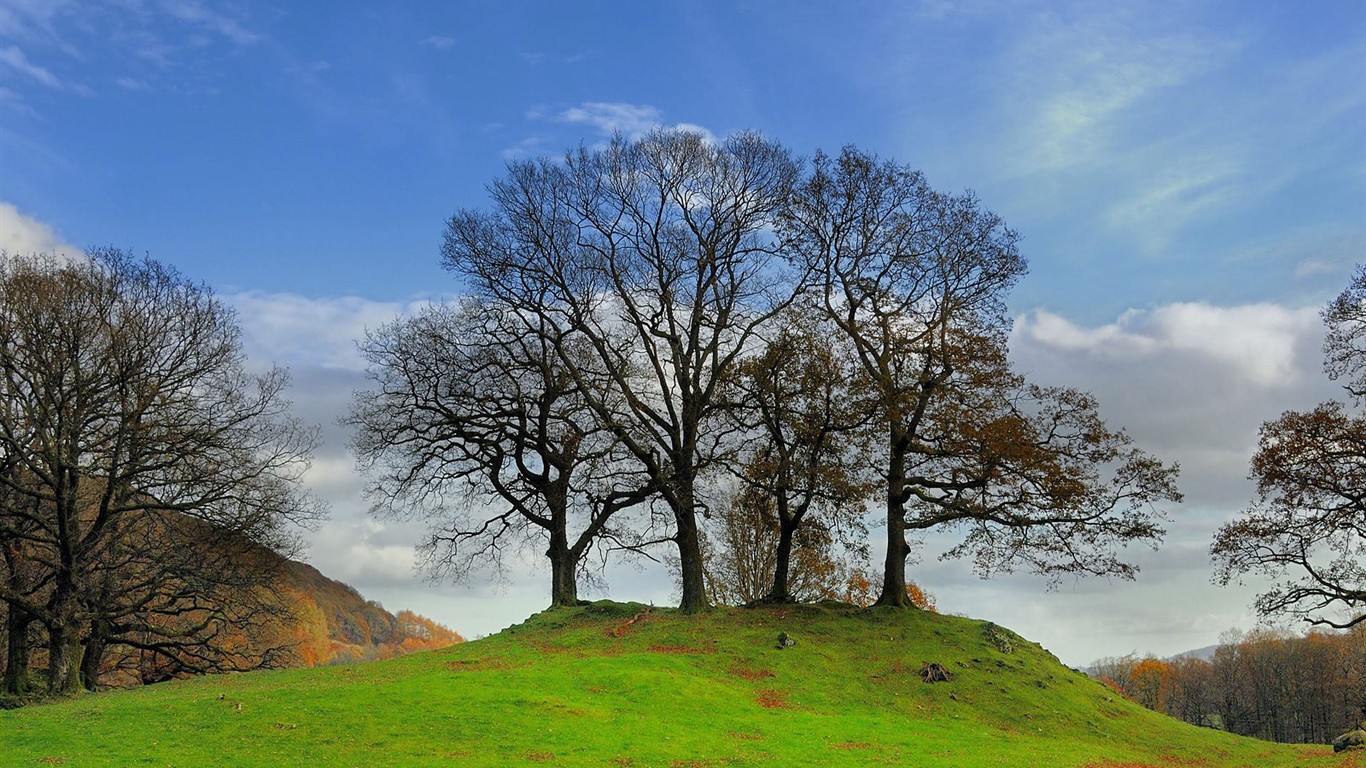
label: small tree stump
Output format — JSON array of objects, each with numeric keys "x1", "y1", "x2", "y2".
[{"x1": 920, "y1": 662, "x2": 953, "y2": 683}]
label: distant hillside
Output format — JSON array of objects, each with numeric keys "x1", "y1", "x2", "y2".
[
  {"x1": 269, "y1": 556, "x2": 464, "y2": 668},
  {"x1": 5, "y1": 602, "x2": 1348, "y2": 766},
  {"x1": 0, "y1": 524, "x2": 463, "y2": 691},
  {"x1": 1168, "y1": 644, "x2": 1219, "y2": 662}
]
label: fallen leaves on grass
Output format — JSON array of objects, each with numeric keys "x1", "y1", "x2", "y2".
[
  {"x1": 607, "y1": 608, "x2": 654, "y2": 638},
  {"x1": 755, "y1": 689, "x2": 789, "y2": 709},
  {"x1": 728, "y1": 665, "x2": 774, "y2": 681}
]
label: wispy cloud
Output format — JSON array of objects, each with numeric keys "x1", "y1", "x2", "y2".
[
  {"x1": 507, "y1": 102, "x2": 717, "y2": 158},
  {"x1": 115, "y1": 76, "x2": 152, "y2": 92},
  {"x1": 555, "y1": 101, "x2": 664, "y2": 137},
  {"x1": 158, "y1": 0, "x2": 260, "y2": 46},
  {"x1": 422, "y1": 35, "x2": 455, "y2": 50},
  {"x1": 501, "y1": 135, "x2": 550, "y2": 160},
  {"x1": 998, "y1": 10, "x2": 1237, "y2": 178},
  {"x1": 0, "y1": 44, "x2": 61, "y2": 88},
  {"x1": 0, "y1": 0, "x2": 77, "y2": 44},
  {"x1": 541, "y1": 101, "x2": 716, "y2": 142}
]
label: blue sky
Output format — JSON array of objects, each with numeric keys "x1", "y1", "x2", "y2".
[{"x1": 2, "y1": 0, "x2": 1364, "y2": 664}]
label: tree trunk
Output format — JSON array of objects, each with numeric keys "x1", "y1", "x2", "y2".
[
  {"x1": 546, "y1": 527, "x2": 580, "y2": 608},
  {"x1": 766, "y1": 519, "x2": 797, "y2": 603},
  {"x1": 80, "y1": 620, "x2": 108, "y2": 691},
  {"x1": 674, "y1": 483, "x2": 708, "y2": 613},
  {"x1": 46, "y1": 617, "x2": 83, "y2": 695},
  {"x1": 3, "y1": 605, "x2": 33, "y2": 695},
  {"x1": 876, "y1": 427, "x2": 912, "y2": 607}
]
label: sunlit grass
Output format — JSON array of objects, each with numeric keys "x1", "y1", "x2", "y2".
[{"x1": 4, "y1": 602, "x2": 1355, "y2": 767}]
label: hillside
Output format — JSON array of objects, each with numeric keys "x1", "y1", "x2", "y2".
[
  {"x1": 268, "y1": 557, "x2": 464, "y2": 668},
  {"x1": 0, "y1": 533, "x2": 462, "y2": 692},
  {"x1": 4, "y1": 602, "x2": 1358, "y2": 767}
]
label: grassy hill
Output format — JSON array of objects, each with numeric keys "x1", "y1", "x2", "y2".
[{"x1": 4, "y1": 602, "x2": 1358, "y2": 767}]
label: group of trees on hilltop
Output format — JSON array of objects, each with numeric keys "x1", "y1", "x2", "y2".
[
  {"x1": 1092, "y1": 625, "x2": 1365, "y2": 745},
  {"x1": 4, "y1": 130, "x2": 1355, "y2": 702},
  {"x1": 350, "y1": 130, "x2": 1184, "y2": 613},
  {"x1": 0, "y1": 250, "x2": 324, "y2": 696}
]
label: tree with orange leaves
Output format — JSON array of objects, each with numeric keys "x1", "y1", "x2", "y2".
[
  {"x1": 1214, "y1": 266, "x2": 1366, "y2": 630},
  {"x1": 783, "y1": 147, "x2": 1183, "y2": 607}
]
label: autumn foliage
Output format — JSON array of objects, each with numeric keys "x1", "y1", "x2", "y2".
[
  {"x1": 0, "y1": 547, "x2": 463, "y2": 691},
  {"x1": 1091, "y1": 626, "x2": 1366, "y2": 744},
  {"x1": 842, "y1": 570, "x2": 936, "y2": 612}
]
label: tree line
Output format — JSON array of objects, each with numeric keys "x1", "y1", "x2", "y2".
[
  {"x1": 348, "y1": 130, "x2": 1184, "y2": 616},
  {"x1": 1091, "y1": 625, "x2": 1365, "y2": 745}
]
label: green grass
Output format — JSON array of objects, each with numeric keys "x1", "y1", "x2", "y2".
[{"x1": 3, "y1": 602, "x2": 1358, "y2": 767}]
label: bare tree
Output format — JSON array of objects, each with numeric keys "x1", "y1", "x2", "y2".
[
  {"x1": 442, "y1": 130, "x2": 803, "y2": 611},
  {"x1": 0, "y1": 250, "x2": 321, "y2": 694},
  {"x1": 1214, "y1": 266, "x2": 1366, "y2": 630},
  {"x1": 73, "y1": 510, "x2": 300, "y2": 688},
  {"x1": 782, "y1": 147, "x2": 1181, "y2": 606},
  {"x1": 350, "y1": 298, "x2": 648, "y2": 607}
]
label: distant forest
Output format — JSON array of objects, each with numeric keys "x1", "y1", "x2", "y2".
[{"x1": 1091, "y1": 626, "x2": 1365, "y2": 745}]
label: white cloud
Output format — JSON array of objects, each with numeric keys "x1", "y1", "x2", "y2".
[
  {"x1": 115, "y1": 76, "x2": 152, "y2": 91},
  {"x1": 551, "y1": 101, "x2": 717, "y2": 143},
  {"x1": 557, "y1": 102, "x2": 663, "y2": 137},
  {"x1": 227, "y1": 291, "x2": 440, "y2": 372},
  {"x1": 1012, "y1": 300, "x2": 1337, "y2": 514},
  {"x1": 1016, "y1": 302, "x2": 1318, "y2": 387},
  {"x1": 500, "y1": 135, "x2": 549, "y2": 160},
  {"x1": 0, "y1": 0, "x2": 76, "y2": 44},
  {"x1": 0, "y1": 201, "x2": 79, "y2": 255},
  {"x1": 1002, "y1": 12, "x2": 1232, "y2": 178},
  {"x1": 422, "y1": 35, "x2": 455, "y2": 50}
]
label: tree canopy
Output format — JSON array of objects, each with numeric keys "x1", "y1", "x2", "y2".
[
  {"x1": 0, "y1": 249, "x2": 322, "y2": 694},
  {"x1": 356, "y1": 131, "x2": 1182, "y2": 617}
]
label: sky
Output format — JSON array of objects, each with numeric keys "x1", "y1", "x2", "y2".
[{"x1": 1, "y1": 0, "x2": 1363, "y2": 666}]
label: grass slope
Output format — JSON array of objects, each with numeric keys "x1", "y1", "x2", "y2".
[{"x1": 4, "y1": 602, "x2": 1359, "y2": 767}]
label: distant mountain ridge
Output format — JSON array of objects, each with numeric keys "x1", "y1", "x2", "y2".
[{"x1": 1167, "y1": 644, "x2": 1219, "y2": 662}]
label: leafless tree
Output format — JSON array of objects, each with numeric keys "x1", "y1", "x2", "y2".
[
  {"x1": 781, "y1": 147, "x2": 1181, "y2": 606},
  {"x1": 350, "y1": 298, "x2": 649, "y2": 607},
  {"x1": 442, "y1": 130, "x2": 803, "y2": 611},
  {"x1": 0, "y1": 250, "x2": 321, "y2": 694},
  {"x1": 1214, "y1": 266, "x2": 1366, "y2": 630}
]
